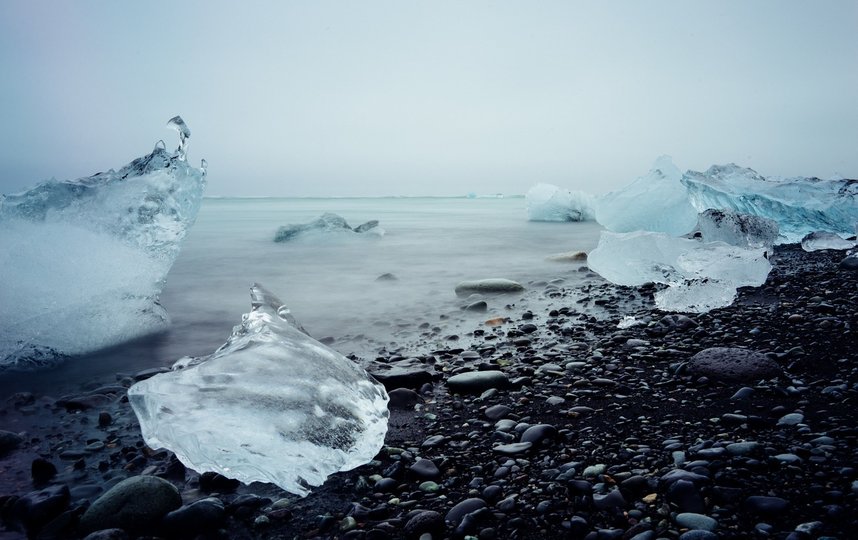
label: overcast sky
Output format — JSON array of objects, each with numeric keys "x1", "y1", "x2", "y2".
[{"x1": 1, "y1": 1, "x2": 856, "y2": 197}]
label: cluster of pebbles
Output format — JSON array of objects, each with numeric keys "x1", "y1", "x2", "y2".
[{"x1": 1, "y1": 244, "x2": 855, "y2": 539}]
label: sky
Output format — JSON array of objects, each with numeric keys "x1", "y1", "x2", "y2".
[{"x1": 0, "y1": 1, "x2": 856, "y2": 197}]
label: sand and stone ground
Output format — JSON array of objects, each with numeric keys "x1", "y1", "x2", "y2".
[{"x1": 1, "y1": 244, "x2": 856, "y2": 539}]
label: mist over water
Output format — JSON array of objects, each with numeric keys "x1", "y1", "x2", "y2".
[{"x1": 1, "y1": 196, "x2": 603, "y2": 396}]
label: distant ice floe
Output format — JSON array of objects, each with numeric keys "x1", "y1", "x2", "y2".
[
  {"x1": 274, "y1": 213, "x2": 384, "y2": 242},
  {"x1": 128, "y1": 284, "x2": 389, "y2": 497},
  {"x1": 526, "y1": 183, "x2": 595, "y2": 222},
  {"x1": 0, "y1": 117, "x2": 206, "y2": 369}
]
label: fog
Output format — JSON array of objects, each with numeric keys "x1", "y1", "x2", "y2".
[{"x1": 1, "y1": 0, "x2": 856, "y2": 197}]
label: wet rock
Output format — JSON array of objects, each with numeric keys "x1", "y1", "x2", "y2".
[
  {"x1": 448, "y1": 370, "x2": 509, "y2": 393},
  {"x1": 199, "y1": 472, "x2": 240, "y2": 493},
  {"x1": 492, "y1": 442, "x2": 532, "y2": 455},
  {"x1": 454, "y1": 279, "x2": 524, "y2": 296},
  {"x1": 9, "y1": 484, "x2": 70, "y2": 536},
  {"x1": 83, "y1": 529, "x2": 129, "y2": 540},
  {"x1": 369, "y1": 358, "x2": 435, "y2": 390},
  {"x1": 31, "y1": 458, "x2": 58, "y2": 485},
  {"x1": 410, "y1": 459, "x2": 440, "y2": 480},
  {"x1": 388, "y1": 388, "x2": 421, "y2": 409},
  {"x1": 667, "y1": 479, "x2": 706, "y2": 513},
  {"x1": 403, "y1": 510, "x2": 444, "y2": 538},
  {"x1": 484, "y1": 404, "x2": 511, "y2": 420},
  {"x1": 0, "y1": 430, "x2": 23, "y2": 457},
  {"x1": 675, "y1": 512, "x2": 718, "y2": 531},
  {"x1": 744, "y1": 495, "x2": 789, "y2": 515},
  {"x1": 687, "y1": 347, "x2": 782, "y2": 382},
  {"x1": 445, "y1": 497, "x2": 487, "y2": 525},
  {"x1": 161, "y1": 497, "x2": 225, "y2": 537},
  {"x1": 519, "y1": 424, "x2": 557, "y2": 444},
  {"x1": 79, "y1": 475, "x2": 182, "y2": 534}
]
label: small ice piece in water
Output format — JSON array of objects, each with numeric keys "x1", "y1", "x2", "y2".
[
  {"x1": 128, "y1": 284, "x2": 390, "y2": 497},
  {"x1": 526, "y1": 183, "x2": 595, "y2": 222},
  {"x1": 682, "y1": 164, "x2": 858, "y2": 243},
  {"x1": 594, "y1": 156, "x2": 698, "y2": 235},
  {"x1": 801, "y1": 231, "x2": 857, "y2": 252},
  {"x1": 274, "y1": 213, "x2": 384, "y2": 242},
  {"x1": 588, "y1": 230, "x2": 771, "y2": 313},
  {"x1": 0, "y1": 117, "x2": 206, "y2": 369},
  {"x1": 694, "y1": 209, "x2": 779, "y2": 249}
]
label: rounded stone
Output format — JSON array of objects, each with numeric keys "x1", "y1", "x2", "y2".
[
  {"x1": 79, "y1": 475, "x2": 182, "y2": 534},
  {"x1": 447, "y1": 371, "x2": 509, "y2": 393},
  {"x1": 676, "y1": 512, "x2": 718, "y2": 531},
  {"x1": 454, "y1": 279, "x2": 524, "y2": 297},
  {"x1": 445, "y1": 498, "x2": 487, "y2": 525},
  {"x1": 687, "y1": 347, "x2": 781, "y2": 382}
]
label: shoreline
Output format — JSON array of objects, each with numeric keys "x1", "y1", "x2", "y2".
[{"x1": 1, "y1": 243, "x2": 856, "y2": 539}]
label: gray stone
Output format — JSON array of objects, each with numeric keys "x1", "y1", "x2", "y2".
[
  {"x1": 454, "y1": 279, "x2": 524, "y2": 297},
  {"x1": 676, "y1": 512, "x2": 718, "y2": 531},
  {"x1": 79, "y1": 475, "x2": 182, "y2": 534},
  {"x1": 448, "y1": 370, "x2": 509, "y2": 393},
  {"x1": 445, "y1": 498, "x2": 486, "y2": 525},
  {"x1": 687, "y1": 347, "x2": 781, "y2": 382}
]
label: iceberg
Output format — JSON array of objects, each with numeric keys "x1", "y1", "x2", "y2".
[
  {"x1": 801, "y1": 231, "x2": 857, "y2": 252},
  {"x1": 594, "y1": 156, "x2": 698, "y2": 236},
  {"x1": 274, "y1": 213, "x2": 384, "y2": 242},
  {"x1": 694, "y1": 209, "x2": 779, "y2": 249},
  {"x1": 526, "y1": 183, "x2": 595, "y2": 222},
  {"x1": 587, "y1": 230, "x2": 771, "y2": 313},
  {"x1": 128, "y1": 284, "x2": 389, "y2": 497},
  {"x1": 682, "y1": 164, "x2": 858, "y2": 243},
  {"x1": 0, "y1": 117, "x2": 206, "y2": 369}
]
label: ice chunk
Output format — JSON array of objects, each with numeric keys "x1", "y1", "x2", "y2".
[
  {"x1": 801, "y1": 231, "x2": 857, "y2": 252},
  {"x1": 128, "y1": 284, "x2": 389, "y2": 497},
  {"x1": 694, "y1": 209, "x2": 779, "y2": 249},
  {"x1": 0, "y1": 117, "x2": 206, "y2": 369},
  {"x1": 587, "y1": 230, "x2": 771, "y2": 313},
  {"x1": 274, "y1": 213, "x2": 384, "y2": 242},
  {"x1": 526, "y1": 183, "x2": 595, "y2": 222},
  {"x1": 682, "y1": 164, "x2": 858, "y2": 243},
  {"x1": 594, "y1": 156, "x2": 698, "y2": 235}
]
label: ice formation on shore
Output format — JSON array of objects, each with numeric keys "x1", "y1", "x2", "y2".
[
  {"x1": 801, "y1": 231, "x2": 857, "y2": 252},
  {"x1": 682, "y1": 164, "x2": 858, "y2": 243},
  {"x1": 274, "y1": 213, "x2": 384, "y2": 242},
  {"x1": 694, "y1": 209, "x2": 779, "y2": 249},
  {"x1": 526, "y1": 183, "x2": 595, "y2": 222},
  {"x1": 588, "y1": 230, "x2": 771, "y2": 313},
  {"x1": 0, "y1": 117, "x2": 206, "y2": 369},
  {"x1": 594, "y1": 156, "x2": 698, "y2": 236},
  {"x1": 128, "y1": 284, "x2": 390, "y2": 497}
]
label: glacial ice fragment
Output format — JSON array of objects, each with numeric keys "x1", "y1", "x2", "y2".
[
  {"x1": 594, "y1": 156, "x2": 698, "y2": 235},
  {"x1": 801, "y1": 231, "x2": 857, "y2": 252},
  {"x1": 128, "y1": 284, "x2": 390, "y2": 497},
  {"x1": 274, "y1": 213, "x2": 384, "y2": 242},
  {"x1": 682, "y1": 164, "x2": 858, "y2": 243},
  {"x1": 694, "y1": 209, "x2": 779, "y2": 249},
  {"x1": 0, "y1": 117, "x2": 206, "y2": 369},
  {"x1": 526, "y1": 183, "x2": 595, "y2": 222},
  {"x1": 587, "y1": 230, "x2": 771, "y2": 313}
]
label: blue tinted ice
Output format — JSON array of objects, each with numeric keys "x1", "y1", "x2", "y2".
[
  {"x1": 128, "y1": 284, "x2": 390, "y2": 497},
  {"x1": 594, "y1": 156, "x2": 698, "y2": 236},
  {"x1": 0, "y1": 117, "x2": 206, "y2": 369},
  {"x1": 682, "y1": 164, "x2": 858, "y2": 243}
]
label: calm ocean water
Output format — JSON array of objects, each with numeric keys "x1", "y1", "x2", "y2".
[{"x1": 1, "y1": 196, "x2": 603, "y2": 395}]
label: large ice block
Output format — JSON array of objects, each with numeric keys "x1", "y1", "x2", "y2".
[
  {"x1": 587, "y1": 230, "x2": 771, "y2": 313},
  {"x1": 682, "y1": 164, "x2": 858, "y2": 243},
  {"x1": 694, "y1": 209, "x2": 779, "y2": 249},
  {"x1": 594, "y1": 156, "x2": 698, "y2": 236},
  {"x1": 0, "y1": 117, "x2": 206, "y2": 369},
  {"x1": 128, "y1": 284, "x2": 390, "y2": 497},
  {"x1": 801, "y1": 231, "x2": 857, "y2": 252},
  {"x1": 274, "y1": 213, "x2": 384, "y2": 242},
  {"x1": 525, "y1": 183, "x2": 595, "y2": 222}
]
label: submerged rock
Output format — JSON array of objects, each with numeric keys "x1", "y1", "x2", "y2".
[{"x1": 128, "y1": 284, "x2": 389, "y2": 497}]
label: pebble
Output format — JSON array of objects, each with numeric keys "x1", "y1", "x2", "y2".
[
  {"x1": 675, "y1": 512, "x2": 718, "y2": 531},
  {"x1": 0, "y1": 430, "x2": 23, "y2": 456},
  {"x1": 445, "y1": 498, "x2": 487, "y2": 525},
  {"x1": 447, "y1": 371, "x2": 509, "y2": 393}
]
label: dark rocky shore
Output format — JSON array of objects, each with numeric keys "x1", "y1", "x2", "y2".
[{"x1": 1, "y1": 244, "x2": 856, "y2": 540}]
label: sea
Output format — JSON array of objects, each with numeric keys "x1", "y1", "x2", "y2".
[{"x1": 0, "y1": 196, "x2": 605, "y2": 396}]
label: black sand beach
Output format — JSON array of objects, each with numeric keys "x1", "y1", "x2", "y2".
[{"x1": 1, "y1": 243, "x2": 856, "y2": 539}]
